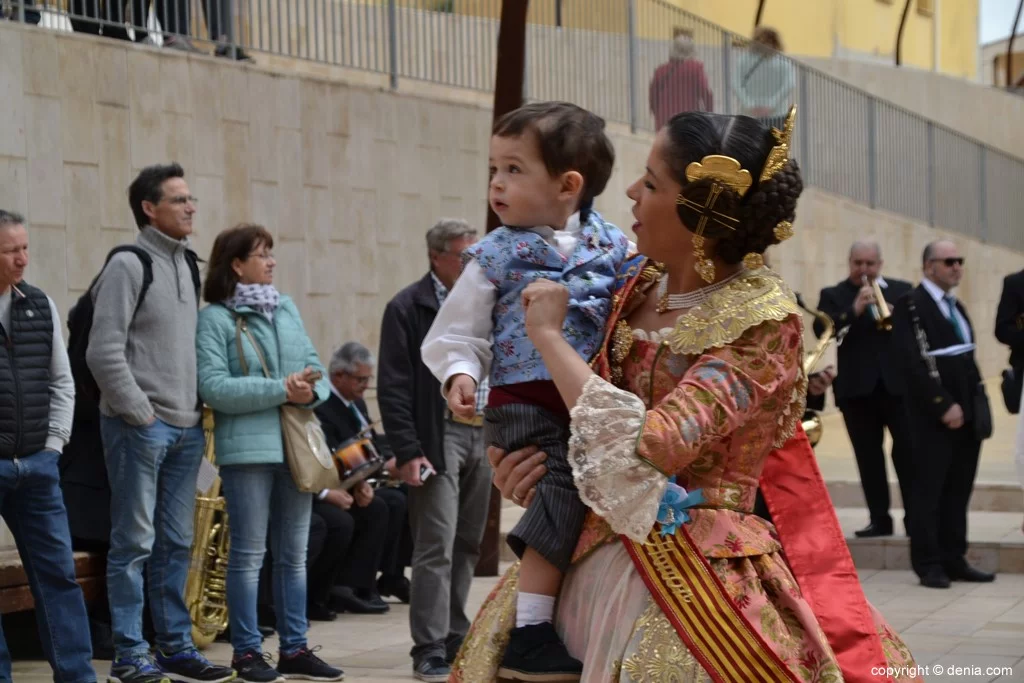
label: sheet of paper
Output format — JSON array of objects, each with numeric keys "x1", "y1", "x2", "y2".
[
  {"x1": 196, "y1": 458, "x2": 219, "y2": 495},
  {"x1": 926, "y1": 343, "x2": 976, "y2": 357}
]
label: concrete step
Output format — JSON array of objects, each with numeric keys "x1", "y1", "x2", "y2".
[
  {"x1": 825, "y1": 480, "x2": 1024, "y2": 513},
  {"x1": 499, "y1": 505, "x2": 1024, "y2": 573}
]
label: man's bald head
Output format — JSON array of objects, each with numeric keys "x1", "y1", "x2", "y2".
[{"x1": 848, "y1": 240, "x2": 883, "y2": 285}]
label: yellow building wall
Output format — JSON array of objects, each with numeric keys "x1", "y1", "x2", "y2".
[{"x1": 365, "y1": 0, "x2": 977, "y2": 79}]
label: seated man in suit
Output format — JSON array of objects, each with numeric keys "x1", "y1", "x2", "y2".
[{"x1": 316, "y1": 342, "x2": 412, "y2": 611}]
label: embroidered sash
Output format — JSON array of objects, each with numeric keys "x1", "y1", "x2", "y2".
[
  {"x1": 760, "y1": 425, "x2": 895, "y2": 683},
  {"x1": 622, "y1": 527, "x2": 800, "y2": 683}
]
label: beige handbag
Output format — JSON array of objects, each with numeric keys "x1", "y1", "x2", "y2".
[{"x1": 234, "y1": 315, "x2": 340, "y2": 493}]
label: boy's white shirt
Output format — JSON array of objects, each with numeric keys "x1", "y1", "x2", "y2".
[{"x1": 421, "y1": 212, "x2": 587, "y2": 394}]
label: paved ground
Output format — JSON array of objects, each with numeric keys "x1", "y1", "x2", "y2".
[{"x1": 10, "y1": 569, "x2": 1024, "y2": 682}]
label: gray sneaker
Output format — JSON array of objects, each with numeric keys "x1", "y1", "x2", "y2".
[
  {"x1": 108, "y1": 656, "x2": 172, "y2": 683},
  {"x1": 412, "y1": 656, "x2": 449, "y2": 683}
]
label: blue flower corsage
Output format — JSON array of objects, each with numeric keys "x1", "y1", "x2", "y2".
[{"x1": 657, "y1": 477, "x2": 705, "y2": 537}]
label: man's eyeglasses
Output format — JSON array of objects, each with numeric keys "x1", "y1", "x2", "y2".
[
  {"x1": 929, "y1": 257, "x2": 965, "y2": 267},
  {"x1": 348, "y1": 374, "x2": 373, "y2": 385},
  {"x1": 165, "y1": 195, "x2": 198, "y2": 206}
]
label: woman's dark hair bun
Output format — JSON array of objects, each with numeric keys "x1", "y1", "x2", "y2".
[
  {"x1": 662, "y1": 113, "x2": 804, "y2": 265},
  {"x1": 717, "y1": 158, "x2": 803, "y2": 265},
  {"x1": 674, "y1": 178, "x2": 744, "y2": 241}
]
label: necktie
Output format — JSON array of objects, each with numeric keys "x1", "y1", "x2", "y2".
[
  {"x1": 348, "y1": 402, "x2": 366, "y2": 429},
  {"x1": 943, "y1": 295, "x2": 966, "y2": 343}
]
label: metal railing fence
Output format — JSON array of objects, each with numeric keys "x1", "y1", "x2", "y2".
[{"x1": 4, "y1": 0, "x2": 1022, "y2": 251}]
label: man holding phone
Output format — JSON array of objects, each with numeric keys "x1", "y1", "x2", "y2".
[{"x1": 377, "y1": 219, "x2": 492, "y2": 682}]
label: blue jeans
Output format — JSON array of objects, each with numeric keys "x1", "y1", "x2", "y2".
[
  {"x1": 100, "y1": 416, "x2": 204, "y2": 660},
  {"x1": 0, "y1": 449, "x2": 95, "y2": 682},
  {"x1": 220, "y1": 464, "x2": 311, "y2": 656}
]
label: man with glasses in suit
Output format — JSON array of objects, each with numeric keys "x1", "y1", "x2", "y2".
[
  {"x1": 891, "y1": 240, "x2": 994, "y2": 589},
  {"x1": 313, "y1": 342, "x2": 410, "y2": 614}
]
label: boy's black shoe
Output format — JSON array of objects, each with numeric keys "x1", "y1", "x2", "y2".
[{"x1": 497, "y1": 622, "x2": 583, "y2": 682}]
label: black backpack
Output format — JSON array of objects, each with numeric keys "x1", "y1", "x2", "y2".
[{"x1": 60, "y1": 245, "x2": 201, "y2": 545}]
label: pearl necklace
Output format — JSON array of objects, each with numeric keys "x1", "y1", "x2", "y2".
[{"x1": 655, "y1": 268, "x2": 745, "y2": 313}]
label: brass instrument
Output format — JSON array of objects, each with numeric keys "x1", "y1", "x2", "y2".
[
  {"x1": 863, "y1": 275, "x2": 893, "y2": 331},
  {"x1": 795, "y1": 294, "x2": 837, "y2": 447},
  {"x1": 185, "y1": 408, "x2": 230, "y2": 649}
]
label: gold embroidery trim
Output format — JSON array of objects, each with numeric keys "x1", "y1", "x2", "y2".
[
  {"x1": 622, "y1": 598, "x2": 712, "y2": 682},
  {"x1": 664, "y1": 267, "x2": 800, "y2": 357}
]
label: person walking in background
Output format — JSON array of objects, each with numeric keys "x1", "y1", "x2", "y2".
[
  {"x1": 732, "y1": 26, "x2": 795, "y2": 129},
  {"x1": 648, "y1": 30, "x2": 713, "y2": 130}
]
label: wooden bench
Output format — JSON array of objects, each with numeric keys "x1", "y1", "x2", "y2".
[{"x1": 0, "y1": 549, "x2": 105, "y2": 614}]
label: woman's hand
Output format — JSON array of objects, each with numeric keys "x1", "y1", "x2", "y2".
[
  {"x1": 522, "y1": 280, "x2": 570, "y2": 347},
  {"x1": 488, "y1": 445, "x2": 547, "y2": 508},
  {"x1": 285, "y1": 372, "x2": 314, "y2": 404}
]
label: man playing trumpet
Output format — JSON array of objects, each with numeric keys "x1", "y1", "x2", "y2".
[{"x1": 815, "y1": 241, "x2": 913, "y2": 537}]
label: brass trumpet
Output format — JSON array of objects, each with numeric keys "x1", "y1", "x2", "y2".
[{"x1": 863, "y1": 275, "x2": 892, "y2": 331}]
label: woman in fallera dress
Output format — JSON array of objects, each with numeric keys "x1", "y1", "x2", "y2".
[{"x1": 450, "y1": 108, "x2": 923, "y2": 682}]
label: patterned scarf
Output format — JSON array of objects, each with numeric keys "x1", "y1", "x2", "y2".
[{"x1": 225, "y1": 283, "x2": 280, "y2": 321}]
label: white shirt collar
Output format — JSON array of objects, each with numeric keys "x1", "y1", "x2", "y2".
[
  {"x1": 921, "y1": 276, "x2": 953, "y2": 305},
  {"x1": 875, "y1": 276, "x2": 888, "y2": 289},
  {"x1": 330, "y1": 383, "x2": 353, "y2": 407},
  {"x1": 528, "y1": 211, "x2": 582, "y2": 240}
]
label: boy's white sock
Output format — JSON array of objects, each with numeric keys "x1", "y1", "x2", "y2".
[{"x1": 516, "y1": 592, "x2": 556, "y2": 628}]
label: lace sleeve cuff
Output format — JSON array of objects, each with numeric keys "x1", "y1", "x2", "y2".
[{"x1": 568, "y1": 374, "x2": 667, "y2": 542}]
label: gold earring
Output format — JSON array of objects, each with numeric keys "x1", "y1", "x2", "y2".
[{"x1": 692, "y1": 234, "x2": 715, "y2": 284}]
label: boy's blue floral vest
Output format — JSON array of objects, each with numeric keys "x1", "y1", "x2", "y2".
[{"x1": 464, "y1": 211, "x2": 630, "y2": 387}]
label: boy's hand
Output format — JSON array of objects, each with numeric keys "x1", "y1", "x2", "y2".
[{"x1": 447, "y1": 374, "x2": 478, "y2": 420}]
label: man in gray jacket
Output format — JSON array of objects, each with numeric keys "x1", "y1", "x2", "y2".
[
  {"x1": 86, "y1": 164, "x2": 235, "y2": 683},
  {"x1": 0, "y1": 210, "x2": 96, "y2": 683}
]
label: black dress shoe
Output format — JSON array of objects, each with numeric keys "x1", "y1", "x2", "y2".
[
  {"x1": 378, "y1": 574, "x2": 411, "y2": 604},
  {"x1": 920, "y1": 568, "x2": 951, "y2": 589},
  {"x1": 854, "y1": 522, "x2": 893, "y2": 538},
  {"x1": 330, "y1": 585, "x2": 390, "y2": 614},
  {"x1": 308, "y1": 602, "x2": 338, "y2": 621},
  {"x1": 498, "y1": 622, "x2": 582, "y2": 682},
  {"x1": 356, "y1": 589, "x2": 391, "y2": 612},
  {"x1": 947, "y1": 564, "x2": 995, "y2": 582}
]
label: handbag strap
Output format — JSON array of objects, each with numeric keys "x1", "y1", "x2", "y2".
[{"x1": 234, "y1": 314, "x2": 272, "y2": 379}]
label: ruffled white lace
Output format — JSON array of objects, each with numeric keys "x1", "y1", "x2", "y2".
[{"x1": 568, "y1": 374, "x2": 666, "y2": 542}]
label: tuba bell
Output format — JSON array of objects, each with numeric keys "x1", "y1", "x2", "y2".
[
  {"x1": 863, "y1": 275, "x2": 893, "y2": 331},
  {"x1": 795, "y1": 293, "x2": 837, "y2": 447},
  {"x1": 185, "y1": 407, "x2": 230, "y2": 649}
]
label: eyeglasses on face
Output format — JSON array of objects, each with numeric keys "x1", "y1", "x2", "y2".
[
  {"x1": 347, "y1": 374, "x2": 373, "y2": 385},
  {"x1": 929, "y1": 257, "x2": 964, "y2": 267},
  {"x1": 165, "y1": 195, "x2": 198, "y2": 206}
]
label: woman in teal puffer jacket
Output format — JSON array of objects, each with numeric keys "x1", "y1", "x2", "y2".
[{"x1": 195, "y1": 224, "x2": 344, "y2": 683}]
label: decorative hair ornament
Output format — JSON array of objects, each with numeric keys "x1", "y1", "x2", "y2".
[
  {"x1": 773, "y1": 221, "x2": 794, "y2": 242},
  {"x1": 676, "y1": 155, "x2": 752, "y2": 284},
  {"x1": 684, "y1": 155, "x2": 753, "y2": 197},
  {"x1": 743, "y1": 253, "x2": 765, "y2": 270},
  {"x1": 759, "y1": 105, "x2": 797, "y2": 183}
]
